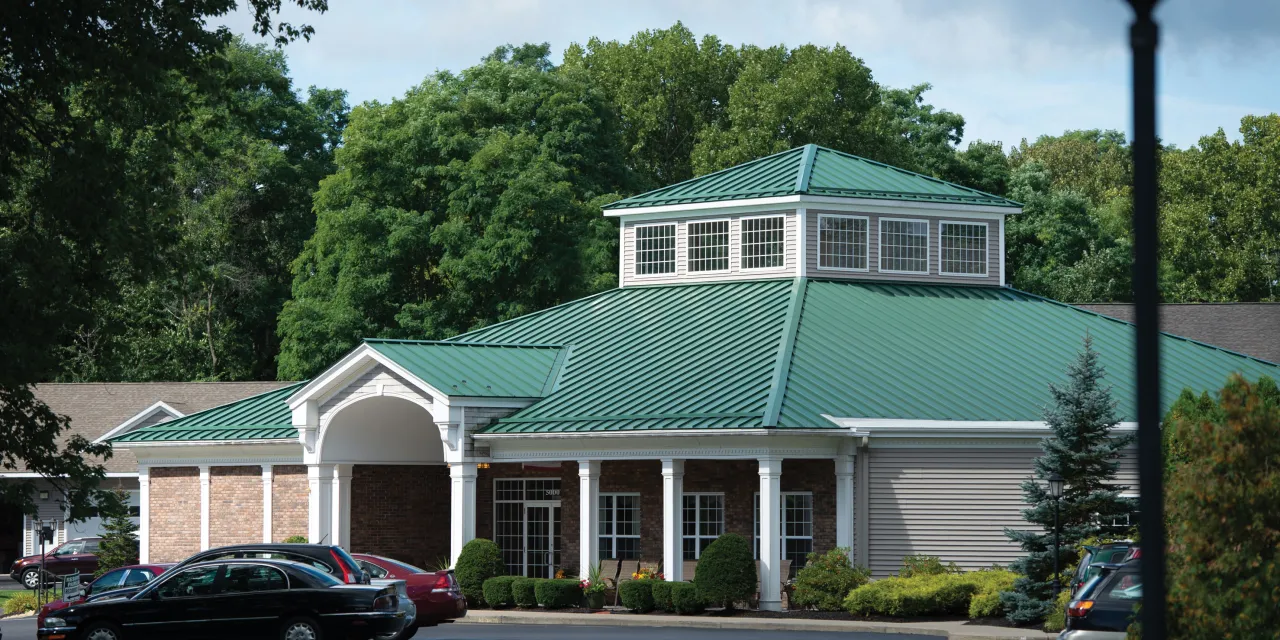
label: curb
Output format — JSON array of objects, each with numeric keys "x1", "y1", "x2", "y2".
[{"x1": 456, "y1": 610, "x2": 1054, "y2": 640}]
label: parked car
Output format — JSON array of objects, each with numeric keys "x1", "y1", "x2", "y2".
[
  {"x1": 37, "y1": 564, "x2": 172, "y2": 629},
  {"x1": 351, "y1": 553, "x2": 466, "y2": 633},
  {"x1": 1057, "y1": 559, "x2": 1142, "y2": 640},
  {"x1": 169, "y1": 543, "x2": 370, "y2": 584},
  {"x1": 9, "y1": 537, "x2": 102, "y2": 589},
  {"x1": 1069, "y1": 542, "x2": 1133, "y2": 595},
  {"x1": 37, "y1": 559, "x2": 405, "y2": 640}
]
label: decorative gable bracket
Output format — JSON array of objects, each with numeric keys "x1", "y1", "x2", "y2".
[{"x1": 437, "y1": 422, "x2": 460, "y2": 452}]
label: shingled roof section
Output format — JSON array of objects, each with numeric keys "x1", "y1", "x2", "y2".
[{"x1": 1075, "y1": 303, "x2": 1280, "y2": 365}]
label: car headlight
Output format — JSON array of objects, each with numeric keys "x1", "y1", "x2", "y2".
[{"x1": 43, "y1": 616, "x2": 67, "y2": 628}]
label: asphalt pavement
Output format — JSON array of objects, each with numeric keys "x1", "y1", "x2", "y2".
[{"x1": 0, "y1": 617, "x2": 933, "y2": 640}]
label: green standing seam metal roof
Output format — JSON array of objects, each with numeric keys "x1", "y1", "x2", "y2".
[
  {"x1": 603, "y1": 144, "x2": 1022, "y2": 210},
  {"x1": 364, "y1": 340, "x2": 567, "y2": 398},
  {"x1": 111, "y1": 382, "x2": 305, "y2": 443}
]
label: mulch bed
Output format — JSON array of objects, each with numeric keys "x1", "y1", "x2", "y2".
[{"x1": 490, "y1": 606, "x2": 1023, "y2": 628}]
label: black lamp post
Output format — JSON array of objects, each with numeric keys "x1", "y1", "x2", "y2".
[{"x1": 1048, "y1": 472, "x2": 1065, "y2": 594}]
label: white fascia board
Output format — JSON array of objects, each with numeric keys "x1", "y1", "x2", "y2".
[
  {"x1": 472, "y1": 428, "x2": 849, "y2": 440},
  {"x1": 605, "y1": 195, "x2": 1021, "y2": 221},
  {"x1": 0, "y1": 472, "x2": 140, "y2": 479},
  {"x1": 823, "y1": 415, "x2": 1138, "y2": 437},
  {"x1": 94, "y1": 401, "x2": 185, "y2": 444}
]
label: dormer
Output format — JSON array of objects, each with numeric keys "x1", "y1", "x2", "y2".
[{"x1": 605, "y1": 144, "x2": 1022, "y2": 287}]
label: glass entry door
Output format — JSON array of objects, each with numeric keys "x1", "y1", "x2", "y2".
[
  {"x1": 494, "y1": 479, "x2": 562, "y2": 577},
  {"x1": 524, "y1": 503, "x2": 561, "y2": 578}
]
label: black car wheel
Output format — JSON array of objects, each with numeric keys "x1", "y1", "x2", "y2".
[
  {"x1": 80, "y1": 621, "x2": 123, "y2": 640},
  {"x1": 21, "y1": 567, "x2": 43, "y2": 590},
  {"x1": 281, "y1": 616, "x2": 323, "y2": 640}
]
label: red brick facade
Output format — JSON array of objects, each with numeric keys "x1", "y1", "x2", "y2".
[
  {"x1": 271, "y1": 466, "x2": 309, "y2": 542},
  {"x1": 209, "y1": 466, "x2": 263, "y2": 547},
  {"x1": 149, "y1": 467, "x2": 199, "y2": 563},
  {"x1": 349, "y1": 464, "x2": 449, "y2": 570}
]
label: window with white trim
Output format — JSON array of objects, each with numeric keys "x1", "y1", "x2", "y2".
[
  {"x1": 741, "y1": 216, "x2": 785, "y2": 269},
  {"x1": 687, "y1": 220, "x2": 730, "y2": 272},
  {"x1": 599, "y1": 493, "x2": 641, "y2": 560},
  {"x1": 753, "y1": 492, "x2": 814, "y2": 575},
  {"x1": 635, "y1": 223, "x2": 676, "y2": 275},
  {"x1": 682, "y1": 494, "x2": 724, "y2": 560},
  {"x1": 879, "y1": 219, "x2": 929, "y2": 274},
  {"x1": 939, "y1": 222, "x2": 988, "y2": 276},
  {"x1": 818, "y1": 215, "x2": 868, "y2": 270}
]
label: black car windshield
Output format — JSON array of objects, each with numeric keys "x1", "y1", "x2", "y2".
[{"x1": 290, "y1": 562, "x2": 343, "y2": 587}]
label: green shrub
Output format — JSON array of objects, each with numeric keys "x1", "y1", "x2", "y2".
[
  {"x1": 671, "y1": 582, "x2": 705, "y2": 615},
  {"x1": 619, "y1": 580, "x2": 655, "y2": 613},
  {"x1": 1042, "y1": 588, "x2": 1071, "y2": 633},
  {"x1": 845, "y1": 573, "x2": 979, "y2": 617},
  {"x1": 898, "y1": 554, "x2": 958, "y2": 578},
  {"x1": 454, "y1": 538, "x2": 505, "y2": 606},
  {"x1": 3, "y1": 592, "x2": 38, "y2": 615},
  {"x1": 650, "y1": 580, "x2": 675, "y2": 612},
  {"x1": 282, "y1": 535, "x2": 307, "y2": 543},
  {"x1": 966, "y1": 569, "x2": 1019, "y2": 618},
  {"x1": 790, "y1": 548, "x2": 871, "y2": 611},
  {"x1": 694, "y1": 533, "x2": 755, "y2": 609},
  {"x1": 482, "y1": 576, "x2": 519, "y2": 608},
  {"x1": 534, "y1": 578, "x2": 583, "y2": 609},
  {"x1": 512, "y1": 578, "x2": 541, "y2": 608}
]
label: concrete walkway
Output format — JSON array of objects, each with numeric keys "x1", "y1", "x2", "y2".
[{"x1": 458, "y1": 609, "x2": 1056, "y2": 640}]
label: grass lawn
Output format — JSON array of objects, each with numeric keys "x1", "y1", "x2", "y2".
[{"x1": 0, "y1": 590, "x2": 25, "y2": 605}]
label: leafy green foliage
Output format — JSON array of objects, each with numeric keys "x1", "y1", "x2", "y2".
[
  {"x1": 1042, "y1": 588, "x2": 1072, "y2": 633},
  {"x1": 94, "y1": 490, "x2": 139, "y2": 577},
  {"x1": 512, "y1": 578, "x2": 541, "y2": 608},
  {"x1": 844, "y1": 573, "x2": 981, "y2": 617},
  {"x1": 282, "y1": 535, "x2": 308, "y2": 544},
  {"x1": 2, "y1": 592, "x2": 38, "y2": 615},
  {"x1": 671, "y1": 582, "x2": 705, "y2": 614},
  {"x1": 790, "y1": 548, "x2": 870, "y2": 611},
  {"x1": 619, "y1": 579, "x2": 654, "y2": 613},
  {"x1": 1166, "y1": 375, "x2": 1280, "y2": 637},
  {"x1": 454, "y1": 539, "x2": 505, "y2": 606},
  {"x1": 965, "y1": 570, "x2": 1019, "y2": 619},
  {"x1": 693, "y1": 533, "x2": 756, "y2": 609},
  {"x1": 1001, "y1": 335, "x2": 1136, "y2": 624},
  {"x1": 650, "y1": 580, "x2": 675, "y2": 612},
  {"x1": 482, "y1": 576, "x2": 518, "y2": 608},
  {"x1": 533, "y1": 578, "x2": 583, "y2": 609},
  {"x1": 897, "y1": 554, "x2": 958, "y2": 578}
]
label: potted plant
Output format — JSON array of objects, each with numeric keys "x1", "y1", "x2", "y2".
[{"x1": 582, "y1": 564, "x2": 607, "y2": 609}]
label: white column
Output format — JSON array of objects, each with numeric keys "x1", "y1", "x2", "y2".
[
  {"x1": 578, "y1": 460, "x2": 601, "y2": 579},
  {"x1": 307, "y1": 464, "x2": 333, "y2": 544},
  {"x1": 758, "y1": 456, "x2": 783, "y2": 611},
  {"x1": 449, "y1": 462, "x2": 478, "y2": 567},
  {"x1": 331, "y1": 464, "x2": 353, "y2": 549},
  {"x1": 661, "y1": 458, "x2": 684, "y2": 582},
  {"x1": 198, "y1": 465, "x2": 211, "y2": 551},
  {"x1": 855, "y1": 445, "x2": 871, "y2": 569},
  {"x1": 835, "y1": 454, "x2": 855, "y2": 550},
  {"x1": 261, "y1": 465, "x2": 274, "y2": 543},
  {"x1": 138, "y1": 467, "x2": 151, "y2": 563}
]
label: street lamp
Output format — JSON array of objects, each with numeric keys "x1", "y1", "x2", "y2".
[{"x1": 1048, "y1": 472, "x2": 1065, "y2": 594}]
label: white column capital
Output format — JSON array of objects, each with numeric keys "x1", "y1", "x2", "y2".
[
  {"x1": 449, "y1": 462, "x2": 478, "y2": 479},
  {"x1": 757, "y1": 455, "x2": 783, "y2": 476},
  {"x1": 660, "y1": 458, "x2": 684, "y2": 477},
  {"x1": 578, "y1": 459, "x2": 601, "y2": 478}
]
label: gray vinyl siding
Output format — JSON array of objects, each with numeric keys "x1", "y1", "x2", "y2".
[
  {"x1": 620, "y1": 211, "x2": 799, "y2": 287},
  {"x1": 465, "y1": 407, "x2": 522, "y2": 458},
  {"x1": 807, "y1": 210, "x2": 1002, "y2": 286},
  {"x1": 319, "y1": 364, "x2": 427, "y2": 423},
  {"x1": 1114, "y1": 443, "x2": 1140, "y2": 494},
  {"x1": 868, "y1": 447, "x2": 1037, "y2": 576}
]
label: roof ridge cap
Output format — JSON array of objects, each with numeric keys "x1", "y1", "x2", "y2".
[
  {"x1": 795, "y1": 144, "x2": 817, "y2": 193},
  {"x1": 762, "y1": 278, "x2": 808, "y2": 427}
]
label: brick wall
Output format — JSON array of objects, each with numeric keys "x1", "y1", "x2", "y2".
[
  {"x1": 150, "y1": 467, "x2": 199, "y2": 563},
  {"x1": 350, "y1": 465, "x2": 449, "y2": 570},
  {"x1": 209, "y1": 466, "x2": 263, "y2": 547},
  {"x1": 272, "y1": 466, "x2": 308, "y2": 542}
]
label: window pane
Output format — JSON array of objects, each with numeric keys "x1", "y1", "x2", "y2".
[
  {"x1": 616, "y1": 537, "x2": 641, "y2": 560},
  {"x1": 819, "y1": 216, "x2": 868, "y2": 270},
  {"x1": 157, "y1": 566, "x2": 220, "y2": 599},
  {"x1": 741, "y1": 216, "x2": 786, "y2": 269},
  {"x1": 224, "y1": 565, "x2": 288, "y2": 593},
  {"x1": 122, "y1": 570, "x2": 153, "y2": 587},
  {"x1": 94, "y1": 569, "x2": 127, "y2": 590},
  {"x1": 940, "y1": 222, "x2": 987, "y2": 275},
  {"x1": 599, "y1": 537, "x2": 613, "y2": 559},
  {"x1": 880, "y1": 219, "x2": 929, "y2": 273},
  {"x1": 636, "y1": 224, "x2": 676, "y2": 275},
  {"x1": 688, "y1": 220, "x2": 730, "y2": 272},
  {"x1": 682, "y1": 538, "x2": 696, "y2": 560}
]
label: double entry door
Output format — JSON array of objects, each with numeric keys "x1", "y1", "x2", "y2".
[{"x1": 495, "y1": 479, "x2": 562, "y2": 578}]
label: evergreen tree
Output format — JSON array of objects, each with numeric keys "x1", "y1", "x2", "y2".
[
  {"x1": 1000, "y1": 335, "x2": 1136, "y2": 624},
  {"x1": 94, "y1": 490, "x2": 139, "y2": 577}
]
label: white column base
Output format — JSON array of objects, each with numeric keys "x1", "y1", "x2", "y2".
[
  {"x1": 661, "y1": 459, "x2": 685, "y2": 582},
  {"x1": 450, "y1": 463, "x2": 478, "y2": 567},
  {"x1": 758, "y1": 457, "x2": 782, "y2": 611}
]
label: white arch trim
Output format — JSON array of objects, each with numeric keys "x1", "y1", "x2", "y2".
[{"x1": 315, "y1": 393, "x2": 443, "y2": 464}]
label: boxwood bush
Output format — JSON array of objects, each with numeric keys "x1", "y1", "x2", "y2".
[
  {"x1": 790, "y1": 548, "x2": 871, "y2": 611},
  {"x1": 455, "y1": 538, "x2": 505, "y2": 606},
  {"x1": 650, "y1": 580, "x2": 675, "y2": 612},
  {"x1": 693, "y1": 533, "x2": 755, "y2": 609},
  {"x1": 619, "y1": 580, "x2": 655, "y2": 613},
  {"x1": 512, "y1": 577, "x2": 542, "y2": 608},
  {"x1": 482, "y1": 576, "x2": 519, "y2": 609},
  {"x1": 535, "y1": 578, "x2": 583, "y2": 609},
  {"x1": 671, "y1": 582, "x2": 705, "y2": 615}
]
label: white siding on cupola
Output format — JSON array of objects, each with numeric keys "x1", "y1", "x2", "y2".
[{"x1": 620, "y1": 210, "x2": 799, "y2": 287}]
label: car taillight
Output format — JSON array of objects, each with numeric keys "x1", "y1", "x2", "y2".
[
  {"x1": 431, "y1": 573, "x2": 452, "y2": 593},
  {"x1": 331, "y1": 549, "x2": 358, "y2": 584},
  {"x1": 1067, "y1": 600, "x2": 1095, "y2": 617},
  {"x1": 373, "y1": 594, "x2": 398, "y2": 611}
]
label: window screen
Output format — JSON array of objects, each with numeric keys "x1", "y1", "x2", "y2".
[
  {"x1": 635, "y1": 224, "x2": 676, "y2": 275},
  {"x1": 741, "y1": 216, "x2": 786, "y2": 269},
  {"x1": 939, "y1": 222, "x2": 987, "y2": 275},
  {"x1": 880, "y1": 219, "x2": 929, "y2": 273},
  {"x1": 688, "y1": 220, "x2": 730, "y2": 272},
  {"x1": 818, "y1": 215, "x2": 868, "y2": 270}
]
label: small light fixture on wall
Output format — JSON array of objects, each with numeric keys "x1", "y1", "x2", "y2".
[
  {"x1": 477, "y1": 463, "x2": 491, "y2": 470},
  {"x1": 38, "y1": 491, "x2": 49, "y2": 500}
]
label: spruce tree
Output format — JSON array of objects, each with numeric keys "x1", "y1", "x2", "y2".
[
  {"x1": 1000, "y1": 335, "x2": 1136, "y2": 624},
  {"x1": 95, "y1": 490, "x2": 139, "y2": 577}
]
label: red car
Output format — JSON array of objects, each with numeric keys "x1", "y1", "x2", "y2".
[
  {"x1": 36, "y1": 563, "x2": 172, "y2": 628},
  {"x1": 9, "y1": 537, "x2": 102, "y2": 589},
  {"x1": 351, "y1": 553, "x2": 466, "y2": 632}
]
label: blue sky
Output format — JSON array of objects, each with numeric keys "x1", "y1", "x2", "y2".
[{"x1": 224, "y1": 0, "x2": 1280, "y2": 151}]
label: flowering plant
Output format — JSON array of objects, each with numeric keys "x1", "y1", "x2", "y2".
[
  {"x1": 555, "y1": 568, "x2": 566, "y2": 579},
  {"x1": 582, "y1": 563, "x2": 606, "y2": 594},
  {"x1": 632, "y1": 566, "x2": 663, "y2": 581}
]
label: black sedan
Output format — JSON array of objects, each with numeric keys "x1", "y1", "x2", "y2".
[{"x1": 38, "y1": 559, "x2": 405, "y2": 640}]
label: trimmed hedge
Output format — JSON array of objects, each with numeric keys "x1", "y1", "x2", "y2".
[
  {"x1": 620, "y1": 580, "x2": 655, "y2": 613},
  {"x1": 966, "y1": 570, "x2": 1019, "y2": 619},
  {"x1": 650, "y1": 581, "x2": 675, "y2": 612},
  {"x1": 455, "y1": 538, "x2": 505, "y2": 606},
  {"x1": 671, "y1": 582, "x2": 705, "y2": 615},
  {"x1": 535, "y1": 578, "x2": 583, "y2": 609},
  {"x1": 844, "y1": 573, "x2": 979, "y2": 617},
  {"x1": 482, "y1": 576, "x2": 519, "y2": 609},
  {"x1": 512, "y1": 578, "x2": 542, "y2": 608},
  {"x1": 694, "y1": 533, "x2": 755, "y2": 609},
  {"x1": 790, "y1": 548, "x2": 871, "y2": 612}
]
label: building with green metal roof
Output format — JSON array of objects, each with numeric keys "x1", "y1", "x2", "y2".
[{"x1": 117, "y1": 145, "x2": 1279, "y2": 603}]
